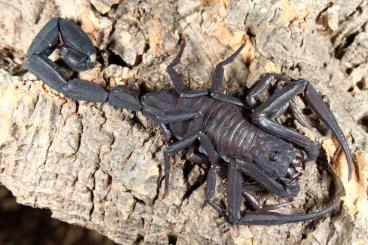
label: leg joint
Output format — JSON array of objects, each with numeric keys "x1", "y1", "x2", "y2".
[{"x1": 251, "y1": 111, "x2": 265, "y2": 125}]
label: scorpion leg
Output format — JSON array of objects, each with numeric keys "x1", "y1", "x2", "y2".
[
  {"x1": 246, "y1": 73, "x2": 292, "y2": 106},
  {"x1": 155, "y1": 112, "x2": 199, "y2": 123},
  {"x1": 159, "y1": 124, "x2": 173, "y2": 143},
  {"x1": 243, "y1": 182, "x2": 265, "y2": 192},
  {"x1": 197, "y1": 133, "x2": 221, "y2": 200},
  {"x1": 226, "y1": 159, "x2": 243, "y2": 224},
  {"x1": 251, "y1": 80, "x2": 320, "y2": 160},
  {"x1": 186, "y1": 145, "x2": 223, "y2": 172},
  {"x1": 163, "y1": 133, "x2": 199, "y2": 195},
  {"x1": 247, "y1": 73, "x2": 309, "y2": 125},
  {"x1": 162, "y1": 131, "x2": 219, "y2": 195},
  {"x1": 186, "y1": 146, "x2": 210, "y2": 167},
  {"x1": 210, "y1": 37, "x2": 249, "y2": 109},
  {"x1": 242, "y1": 191, "x2": 291, "y2": 211},
  {"x1": 250, "y1": 78, "x2": 353, "y2": 178},
  {"x1": 205, "y1": 164, "x2": 223, "y2": 210},
  {"x1": 199, "y1": 133, "x2": 240, "y2": 220},
  {"x1": 205, "y1": 162, "x2": 233, "y2": 223},
  {"x1": 167, "y1": 37, "x2": 209, "y2": 97},
  {"x1": 237, "y1": 160, "x2": 290, "y2": 197},
  {"x1": 196, "y1": 133, "x2": 232, "y2": 221},
  {"x1": 211, "y1": 93, "x2": 250, "y2": 109},
  {"x1": 204, "y1": 156, "x2": 244, "y2": 225}
]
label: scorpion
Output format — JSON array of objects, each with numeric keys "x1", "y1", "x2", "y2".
[{"x1": 24, "y1": 18, "x2": 353, "y2": 225}]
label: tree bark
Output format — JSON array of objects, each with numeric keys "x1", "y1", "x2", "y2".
[{"x1": 0, "y1": 0, "x2": 367, "y2": 244}]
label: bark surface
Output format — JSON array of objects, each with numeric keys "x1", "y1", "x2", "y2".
[{"x1": 0, "y1": 0, "x2": 368, "y2": 244}]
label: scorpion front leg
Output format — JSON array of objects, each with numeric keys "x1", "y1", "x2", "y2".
[
  {"x1": 162, "y1": 131, "x2": 220, "y2": 196},
  {"x1": 248, "y1": 75, "x2": 353, "y2": 179}
]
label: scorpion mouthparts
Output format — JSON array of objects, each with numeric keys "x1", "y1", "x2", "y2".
[{"x1": 292, "y1": 151, "x2": 306, "y2": 170}]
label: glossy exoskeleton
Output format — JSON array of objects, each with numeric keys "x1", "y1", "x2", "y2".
[{"x1": 24, "y1": 18, "x2": 353, "y2": 225}]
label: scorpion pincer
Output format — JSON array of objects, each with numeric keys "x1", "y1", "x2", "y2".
[{"x1": 24, "y1": 18, "x2": 353, "y2": 225}]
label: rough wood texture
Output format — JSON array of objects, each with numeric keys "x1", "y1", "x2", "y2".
[{"x1": 0, "y1": 0, "x2": 367, "y2": 244}]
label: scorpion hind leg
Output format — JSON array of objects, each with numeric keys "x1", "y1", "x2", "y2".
[
  {"x1": 198, "y1": 136, "x2": 245, "y2": 225},
  {"x1": 160, "y1": 132, "x2": 215, "y2": 197},
  {"x1": 186, "y1": 146, "x2": 211, "y2": 168}
]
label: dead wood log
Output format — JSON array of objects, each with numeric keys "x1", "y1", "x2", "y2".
[{"x1": 0, "y1": 0, "x2": 368, "y2": 244}]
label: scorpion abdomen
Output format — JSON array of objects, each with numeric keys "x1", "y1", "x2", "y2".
[{"x1": 199, "y1": 99, "x2": 258, "y2": 159}]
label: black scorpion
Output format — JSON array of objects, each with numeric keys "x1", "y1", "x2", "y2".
[{"x1": 24, "y1": 18, "x2": 353, "y2": 225}]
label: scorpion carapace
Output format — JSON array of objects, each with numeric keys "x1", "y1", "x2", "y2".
[{"x1": 24, "y1": 18, "x2": 353, "y2": 226}]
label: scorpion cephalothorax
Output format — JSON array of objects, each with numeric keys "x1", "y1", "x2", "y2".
[{"x1": 24, "y1": 18, "x2": 353, "y2": 225}]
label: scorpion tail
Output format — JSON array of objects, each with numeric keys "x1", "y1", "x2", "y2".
[
  {"x1": 25, "y1": 18, "x2": 143, "y2": 112},
  {"x1": 107, "y1": 86, "x2": 143, "y2": 111},
  {"x1": 56, "y1": 79, "x2": 143, "y2": 111}
]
